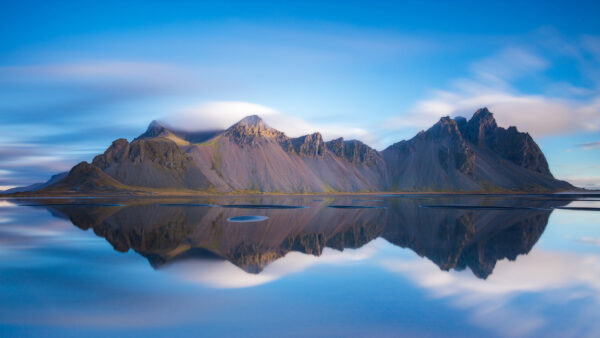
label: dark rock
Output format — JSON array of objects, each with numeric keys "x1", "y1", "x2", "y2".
[
  {"x1": 91, "y1": 137, "x2": 211, "y2": 190},
  {"x1": 458, "y1": 107, "x2": 551, "y2": 175},
  {"x1": 325, "y1": 138, "x2": 384, "y2": 166},
  {"x1": 383, "y1": 108, "x2": 570, "y2": 192},
  {"x1": 44, "y1": 162, "x2": 125, "y2": 192},
  {"x1": 137, "y1": 120, "x2": 222, "y2": 144},
  {"x1": 289, "y1": 132, "x2": 325, "y2": 157}
]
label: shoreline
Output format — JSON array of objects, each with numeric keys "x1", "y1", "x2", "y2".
[{"x1": 1, "y1": 190, "x2": 597, "y2": 199}]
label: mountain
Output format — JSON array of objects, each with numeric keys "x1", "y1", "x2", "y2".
[
  {"x1": 45, "y1": 162, "x2": 133, "y2": 193},
  {"x1": 3, "y1": 171, "x2": 68, "y2": 193},
  {"x1": 5, "y1": 108, "x2": 574, "y2": 195},
  {"x1": 382, "y1": 108, "x2": 572, "y2": 191},
  {"x1": 31, "y1": 115, "x2": 386, "y2": 194}
]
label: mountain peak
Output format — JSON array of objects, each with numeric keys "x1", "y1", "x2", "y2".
[
  {"x1": 137, "y1": 120, "x2": 170, "y2": 139},
  {"x1": 474, "y1": 106, "x2": 491, "y2": 116},
  {"x1": 470, "y1": 107, "x2": 496, "y2": 126},
  {"x1": 147, "y1": 120, "x2": 171, "y2": 132},
  {"x1": 236, "y1": 115, "x2": 264, "y2": 127},
  {"x1": 225, "y1": 115, "x2": 285, "y2": 143},
  {"x1": 421, "y1": 116, "x2": 463, "y2": 140},
  {"x1": 148, "y1": 119, "x2": 163, "y2": 128},
  {"x1": 459, "y1": 107, "x2": 498, "y2": 145},
  {"x1": 229, "y1": 115, "x2": 271, "y2": 131}
]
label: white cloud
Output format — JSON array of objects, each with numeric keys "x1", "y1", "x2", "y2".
[
  {"x1": 163, "y1": 238, "x2": 600, "y2": 336},
  {"x1": 576, "y1": 237, "x2": 600, "y2": 246},
  {"x1": 163, "y1": 101, "x2": 376, "y2": 143},
  {"x1": 385, "y1": 34, "x2": 600, "y2": 138},
  {"x1": 0, "y1": 61, "x2": 186, "y2": 87},
  {"x1": 392, "y1": 88, "x2": 600, "y2": 137},
  {"x1": 162, "y1": 101, "x2": 280, "y2": 131},
  {"x1": 575, "y1": 141, "x2": 600, "y2": 150},
  {"x1": 164, "y1": 240, "x2": 380, "y2": 289},
  {"x1": 385, "y1": 40, "x2": 600, "y2": 138},
  {"x1": 0, "y1": 200, "x2": 17, "y2": 208},
  {"x1": 381, "y1": 249, "x2": 600, "y2": 337}
]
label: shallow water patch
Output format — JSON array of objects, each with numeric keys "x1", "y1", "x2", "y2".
[
  {"x1": 328, "y1": 205, "x2": 385, "y2": 209},
  {"x1": 227, "y1": 215, "x2": 269, "y2": 222}
]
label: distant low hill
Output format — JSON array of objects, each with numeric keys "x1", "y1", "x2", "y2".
[{"x1": 5, "y1": 107, "x2": 574, "y2": 195}]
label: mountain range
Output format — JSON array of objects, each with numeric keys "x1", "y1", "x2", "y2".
[{"x1": 3, "y1": 107, "x2": 574, "y2": 195}]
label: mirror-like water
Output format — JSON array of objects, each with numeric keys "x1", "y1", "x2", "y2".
[{"x1": 0, "y1": 195, "x2": 599, "y2": 337}]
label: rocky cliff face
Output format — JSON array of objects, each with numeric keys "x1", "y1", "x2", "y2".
[
  {"x1": 32, "y1": 107, "x2": 573, "y2": 194},
  {"x1": 382, "y1": 108, "x2": 571, "y2": 192},
  {"x1": 179, "y1": 115, "x2": 385, "y2": 193},
  {"x1": 287, "y1": 133, "x2": 325, "y2": 157},
  {"x1": 91, "y1": 137, "x2": 211, "y2": 190},
  {"x1": 137, "y1": 120, "x2": 222, "y2": 145},
  {"x1": 223, "y1": 115, "x2": 287, "y2": 145},
  {"x1": 325, "y1": 138, "x2": 384, "y2": 166},
  {"x1": 44, "y1": 162, "x2": 127, "y2": 192},
  {"x1": 382, "y1": 116, "x2": 478, "y2": 191},
  {"x1": 459, "y1": 108, "x2": 551, "y2": 175}
]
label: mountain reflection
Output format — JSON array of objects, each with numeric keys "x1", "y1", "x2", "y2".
[{"x1": 23, "y1": 196, "x2": 569, "y2": 279}]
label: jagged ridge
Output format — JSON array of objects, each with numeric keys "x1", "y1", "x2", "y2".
[{"x1": 19, "y1": 108, "x2": 575, "y2": 194}]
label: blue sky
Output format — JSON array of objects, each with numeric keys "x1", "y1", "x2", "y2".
[{"x1": 1, "y1": 0, "x2": 599, "y2": 189}]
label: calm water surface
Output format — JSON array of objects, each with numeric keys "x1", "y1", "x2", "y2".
[{"x1": 0, "y1": 195, "x2": 599, "y2": 337}]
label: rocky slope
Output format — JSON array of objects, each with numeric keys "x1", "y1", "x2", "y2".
[
  {"x1": 3, "y1": 171, "x2": 68, "y2": 193},
  {"x1": 11, "y1": 108, "x2": 574, "y2": 194},
  {"x1": 44, "y1": 162, "x2": 130, "y2": 193},
  {"x1": 91, "y1": 137, "x2": 211, "y2": 190},
  {"x1": 382, "y1": 108, "x2": 573, "y2": 191},
  {"x1": 148, "y1": 115, "x2": 386, "y2": 193}
]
